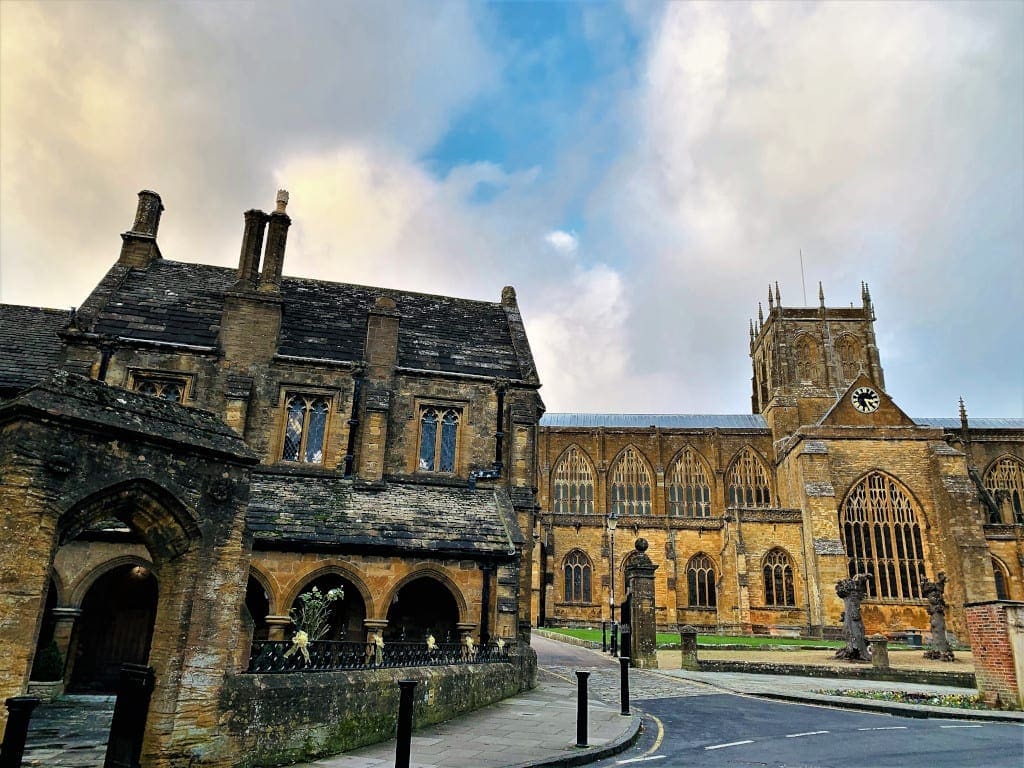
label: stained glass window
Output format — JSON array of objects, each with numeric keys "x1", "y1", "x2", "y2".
[
  {"x1": 563, "y1": 550, "x2": 592, "y2": 603},
  {"x1": 841, "y1": 472, "x2": 925, "y2": 600},
  {"x1": 419, "y1": 407, "x2": 460, "y2": 473},
  {"x1": 610, "y1": 447, "x2": 652, "y2": 516},
  {"x1": 993, "y1": 558, "x2": 1009, "y2": 600},
  {"x1": 687, "y1": 554, "x2": 717, "y2": 608},
  {"x1": 983, "y1": 457, "x2": 1024, "y2": 524},
  {"x1": 667, "y1": 447, "x2": 712, "y2": 517},
  {"x1": 727, "y1": 448, "x2": 772, "y2": 508},
  {"x1": 281, "y1": 394, "x2": 330, "y2": 464},
  {"x1": 552, "y1": 446, "x2": 595, "y2": 515},
  {"x1": 763, "y1": 548, "x2": 796, "y2": 606}
]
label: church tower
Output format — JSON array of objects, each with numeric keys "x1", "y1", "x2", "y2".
[{"x1": 750, "y1": 282, "x2": 884, "y2": 439}]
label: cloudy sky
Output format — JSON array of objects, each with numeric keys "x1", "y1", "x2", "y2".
[{"x1": 1, "y1": 1, "x2": 1021, "y2": 417}]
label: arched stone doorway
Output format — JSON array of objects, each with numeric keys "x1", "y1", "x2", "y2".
[
  {"x1": 70, "y1": 564, "x2": 158, "y2": 692},
  {"x1": 386, "y1": 576, "x2": 460, "y2": 642},
  {"x1": 291, "y1": 574, "x2": 367, "y2": 641},
  {"x1": 245, "y1": 575, "x2": 271, "y2": 642}
]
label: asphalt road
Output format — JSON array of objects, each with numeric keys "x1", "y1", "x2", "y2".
[{"x1": 532, "y1": 635, "x2": 1024, "y2": 768}]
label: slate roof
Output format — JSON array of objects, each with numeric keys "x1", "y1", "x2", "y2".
[
  {"x1": 913, "y1": 417, "x2": 1024, "y2": 430},
  {"x1": 0, "y1": 305, "x2": 67, "y2": 393},
  {"x1": 0, "y1": 370, "x2": 256, "y2": 461},
  {"x1": 540, "y1": 413, "x2": 770, "y2": 430},
  {"x1": 247, "y1": 473, "x2": 520, "y2": 557},
  {"x1": 81, "y1": 259, "x2": 527, "y2": 379}
]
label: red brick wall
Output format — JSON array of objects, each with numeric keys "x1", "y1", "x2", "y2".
[{"x1": 964, "y1": 602, "x2": 1019, "y2": 705}]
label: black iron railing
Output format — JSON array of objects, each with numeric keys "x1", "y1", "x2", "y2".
[{"x1": 246, "y1": 640, "x2": 514, "y2": 674}]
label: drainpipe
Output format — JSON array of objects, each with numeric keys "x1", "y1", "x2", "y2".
[{"x1": 343, "y1": 364, "x2": 365, "y2": 478}]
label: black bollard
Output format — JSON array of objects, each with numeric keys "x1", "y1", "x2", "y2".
[
  {"x1": 575, "y1": 671, "x2": 590, "y2": 747},
  {"x1": 610, "y1": 622, "x2": 618, "y2": 657},
  {"x1": 601, "y1": 621, "x2": 607, "y2": 653},
  {"x1": 619, "y1": 656, "x2": 631, "y2": 716},
  {"x1": 395, "y1": 679, "x2": 418, "y2": 768},
  {"x1": 1, "y1": 696, "x2": 41, "y2": 768},
  {"x1": 104, "y1": 664, "x2": 155, "y2": 768}
]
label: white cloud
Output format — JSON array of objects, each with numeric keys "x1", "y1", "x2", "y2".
[{"x1": 544, "y1": 230, "x2": 579, "y2": 255}]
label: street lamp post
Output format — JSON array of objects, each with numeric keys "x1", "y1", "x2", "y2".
[{"x1": 607, "y1": 513, "x2": 618, "y2": 623}]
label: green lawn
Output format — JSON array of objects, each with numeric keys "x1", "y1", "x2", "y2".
[{"x1": 543, "y1": 627, "x2": 846, "y2": 648}]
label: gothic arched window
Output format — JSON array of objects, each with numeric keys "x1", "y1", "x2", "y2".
[
  {"x1": 795, "y1": 335, "x2": 822, "y2": 384},
  {"x1": 834, "y1": 335, "x2": 861, "y2": 382},
  {"x1": 282, "y1": 394, "x2": 330, "y2": 463},
  {"x1": 667, "y1": 447, "x2": 713, "y2": 518},
  {"x1": 762, "y1": 548, "x2": 796, "y2": 606},
  {"x1": 563, "y1": 550, "x2": 593, "y2": 604},
  {"x1": 840, "y1": 472, "x2": 925, "y2": 600},
  {"x1": 992, "y1": 558, "x2": 1010, "y2": 601},
  {"x1": 687, "y1": 554, "x2": 717, "y2": 608},
  {"x1": 610, "y1": 447, "x2": 653, "y2": 516},
  {"x1": 418, "y1": 407, "x2": 460, "y2": 473},
  {"x1": 552, "y1": 446, "x2": 595, "y2": 515},
  {"x1": 983, "y1": 456, "x2": 1024, "y2": 524},
  {"x1": 727, "y1": 448, "x2": 772, "y2": 508}
]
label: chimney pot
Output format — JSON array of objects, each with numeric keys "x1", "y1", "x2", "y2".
[
  {"x1": 275, "y1": 189, "x2": 289, "y2": 213},
  {"x1": 130, "y1": 190, "x2": 164, "y2": 237}
]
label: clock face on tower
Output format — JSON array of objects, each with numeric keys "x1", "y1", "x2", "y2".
[{"x1": 851, "y1": 386, "x2": 881, "y2": 414}]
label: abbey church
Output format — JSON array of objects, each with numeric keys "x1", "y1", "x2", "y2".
[{"x1": 1, "y1": 189, "x2": 1022, "y2": 733}]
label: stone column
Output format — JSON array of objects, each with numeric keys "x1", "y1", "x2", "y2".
[
  {"x1": 624, "y1": 539, "x2": 659, "y2": 669},
  {"x1": 679, "y1": 625, "x2": 699, "y2": 671},
  {"x1": 50, "y1": 608, "x2": 81, "y2": 683},
  {"x1": 264, "y1": 615, "x2": 292, "y2": 642}
]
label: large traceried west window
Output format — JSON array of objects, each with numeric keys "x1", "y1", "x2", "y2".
[
  {"x1": 687, "y1": 554, "x2": 717, "y2": 608},
  {"x1": 795, "y1": 335, "x2": 822, "y2": 384},
  {"x1": 983, "y1": 456, "x2": 1024, "y2": 524},
  {"x1": 610, "y1": 447, "x2": 653, "y2": 516},
  {"x1": 762, "y1": 548, "x2": 796, "y2": 606},
  {"x1": 282, "y1": 394, "x2": 330, "y2": 463},
  {"x1": 563, "y1": 550, "x2": 593, "y2": 603},
  {"x1": 841, "y1": 472, "x2": 925, "y2": 600},
  {"x1": 727, "y1": 448, "x2": 772, "y2": 508},
  {"x1": 418, "y1": 407, "x2": 460, "y2": 473},
  {"x1": 667, "y1": 447, "x2": 713, "y2": 517},
  {"x1": 552, "y1": 446, "x2": 595, "y2": 515},
  {"x1": 834, "y1": 335, "x2": 861, "y2": 382}
]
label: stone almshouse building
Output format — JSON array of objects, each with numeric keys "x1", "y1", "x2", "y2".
[
  {"x1": 1, "y1": 190, "x2": 541, "y2": 705},
  {"x1": 533, "y1": 284, "x2": 1024, "y2": 643}
]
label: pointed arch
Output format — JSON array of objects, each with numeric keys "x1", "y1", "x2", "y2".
[
  {"x1": 666, "y1": 446, "x2": 714, "y2": 518},
  {"x1": 991, "y1": 556, "x2": 1011, "y2": 600},
  {"x1": 983, "y1": 455, "x2": 1024, "y2": 524},
  {"x1": 794, "y1": 333, "x2": 822, "y2": 384},
  {"x1": 761, "y1": 548, "x2": 796, "y2": 607},
  {"x1": 726, "y1": 447, "x2": 773, "y2": 508},
  {"x1": 834, "y1": 334, "x2": 861, "y2": 382},
  {"x1": 686, "y1": 553, "x2": 717, "y2": 608},
  {"x1": 609, "y1": 445, "x2": 654, "y2": 516},
  {"x1": 380, "y1": 567, "x2": 469, "y2": 623},
  {"x1": 562, "y1": 549, "x2": 593, "y2": 604},
  {"x1": 247, "y1": 563, "x2": 282, "y2": 616},
  {"x1": 283, "y1": 563, "x2": 376, "y2": 621},
  {"x1": 551, "y1": 444, "x2": 596, "y2": 515},
  {"x1": 840, "y1": 471, "x2": 926, "y2": 600},
  {"x1": 69, "y1": 554, "x2": 156, "y2": 608}
]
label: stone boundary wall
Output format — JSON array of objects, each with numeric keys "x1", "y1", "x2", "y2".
[
  {"x1": 221, "y1": 653, "x2": 537, "y2": 768},
  {"x1": 533, "y1": 628, "x2": 602, "y2": 649},
  {"x1": 696, "y1": 660, "x2": 975, "y2": 688}
]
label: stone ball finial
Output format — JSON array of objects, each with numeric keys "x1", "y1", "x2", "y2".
[
  {"x1": 635, "y1": 538, "x2": 648, "y2": 553},
  {"x1": 275, "y1": 189, "x2": 289, "y2": 213}
]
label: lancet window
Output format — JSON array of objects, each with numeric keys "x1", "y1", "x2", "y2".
[
  {"x1": 762, "y1": 548, "x2": 796, "y2": 606},
  {"x1": 563, "y1": 550, "x2": 593, "y2": 604},
  {"x1": 418, "y1": 407, "x2": 460, "y2": 473},
  {"x1": 795, "y1": 335, "x2": 822, "y2": 384},
  {"x1": 686, "y1": 554, "x2": 717, "y2": 608},
  {"x1": 282, "y1": 394, "x2": 330, "y2": 463},
  {"x1": 834, "y1": 335, "x2": 861, "y2": 382}
]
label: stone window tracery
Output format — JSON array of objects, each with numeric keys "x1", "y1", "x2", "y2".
[
  {"x1": 418, "y1": 407, "x2": 460, "y2": 473},
  {"x1": 134, "y1": 376, "x2": 186, "y2": 403},
  {"x1": 563, "y1": 550, "x2": 593, "y2": 604},
  {"x1": 552, "y1": 446, "x2": 595, "y2": 515},
  {"x1": 992, "y1": 558, "x2": 1009, "y2": 600},
  {"x1": 686, "y1": 553, "x2": 717, "y2": 608},
  {"x1": 762, "y1": 548, "x2": 796, "y2": 606},
  {"x1": 610, "y1": 447, "x2": 653, "y2": 516},
  {"x1": 840, "y1": 472, "x2": 925, "y2": 600},
  {"x1": 727, "y1": 448, "x2": 772, "y2": 508},
  {"x1": 795, "y1": 335, "x2": 822, "y2": 384},
  {"x1": 667, "y1": 447, "x2": 713, "y2": 517},
  {"x1": 983, "y1": 456, "x2": 1024, "y2": 524},
  {"x1": 834, "y1": 335, "x2": 861, "y2": 382},
  {"x1": 282, "y1": 394, "x2": 330, "y2": 463}
]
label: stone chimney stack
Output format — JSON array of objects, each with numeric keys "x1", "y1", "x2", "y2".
[
  {"x1": 258, "y1": 190, "x2": 291, "y2": 293},
  {"x1": 118, "y1": 190, "x2": 164, "y2": 267},
  {"x1": 234, "y1": 209, "x2": 268, "y2": 291}
]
